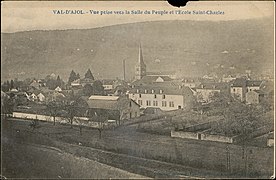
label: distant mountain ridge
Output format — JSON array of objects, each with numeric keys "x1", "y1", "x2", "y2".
[{"x1": 1, "y1": 18, "x2": 274, "y2": 81}]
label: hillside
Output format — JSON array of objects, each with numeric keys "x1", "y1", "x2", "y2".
[{"x1": 1, "y1": 18, "x2": 274, "y2": 81}]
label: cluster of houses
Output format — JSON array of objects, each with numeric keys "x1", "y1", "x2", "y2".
[
  {"x1": 128, "y1": 45, "x2": 274, "y2": 112},
  {"x1": 1, "y1": 45, "x2": 274, "y2": 122}
]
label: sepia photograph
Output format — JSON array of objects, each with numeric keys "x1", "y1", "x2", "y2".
[{"x1": 1, "y1": 1, "x2": 275, "y2": 179}]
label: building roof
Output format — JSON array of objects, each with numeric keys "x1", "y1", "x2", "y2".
[
  {"x1": 230, "y1": 78, "x2": 247, "y2": 87},
  {"x1": 129, "y1": 83, "x2": 192, "y2": 96},
  {"x1": 246, "y1": 80, "x2": 263, "y2": 87},
  {"x1": 86, "y1": 96, "x2": 138, "y2": 110},
  {"x1": 132, "y1": 76, "x2": 173, "y2": 86},
  {"x1": 102, "y1": 79, "x2": 115, "y2": 85},
  {"x1": 89, "y1": 95, "x2": 119, "y2": 101},
  {"x1": 147, "y1": 71, "x2": 175, "y2": 76},
  {"x1": 196, "y1": 82, "x2": 229, "y2": 90}
]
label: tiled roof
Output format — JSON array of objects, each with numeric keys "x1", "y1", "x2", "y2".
[{"x1": 129, "y1": 83, "x2": 192, "y2": 96}]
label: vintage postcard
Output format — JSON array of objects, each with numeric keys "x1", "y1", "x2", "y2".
[{"x1": 1, "y1": 1, "x2": 275, "y2": 179}]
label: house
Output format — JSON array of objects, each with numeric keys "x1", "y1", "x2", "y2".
[
  {"x1": 102, "y1": 79, "x2": 115, "y2": 90},
  {"x1": 230, "y1": 79, "x2": 263, "y2": 102},
  {"x1": 37, "y1": 93, "x2": 46, "y2": 102},
  {"x1": 246, "y1": 80, "x2": 263, "y2": 92},
  {"x1": 128, "y1": 83, "x2": 194, "y2": 111},
  {"x1": 46, "y1": 91, "x2": 66, "y2": 102},
  {"x1": 222, "y1": 75, "x2": 236, "y2": 83},
  {"x1": 71, "y1": 78, "x2": 94, "y2": 87},
  {"x1": 29, "y1": 93, "x2": 38, "y2": 101},
  {"x1": 267, "y1": 132, "x2": 274, "y2": 147},
  {"x1": 84, "y1": 95, "x2": 140, "y2": 121},
  {"x1": 230, "y1": 78, "x2": 247, "y2": 101},
  {"x1": 182, "y1": 78, "x2": 200, "y2": 88},
  {"x1": 195, "y1": 82, "x2": 229, "y2": 103},
  {"x1": 29, "y1": 80, "x2": 41, "y2": 89},
  {"x1": 55, "y1": 86, "x2": 62, "y2": 92}
]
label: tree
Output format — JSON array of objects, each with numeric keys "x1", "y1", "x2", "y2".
[
  {"x1": 92, "y1": 80, "x2": 104, "y2": 95},
  {"x1": 68, "y1": 70, "x2": 78, "y2": 84},
  {"x1": 83, "y1": 84, "x2": 94, "y2": 96},
  {"x1": 84, "y1": 69, "x2": 94, "y2": 80},
  {"x1": 76, "y1": 73, "x2": 81, "y2": 79},
  {"x1": 46, "y1": 101, "x2": 62, "y2": 125},
  {"x1": 1, "y1": 93, "x2": 14, "y2": 118},
  {"x1": 56, "y1": 75, "x2": 62, "y2": 88},
  {"x1": 88, "y1": 112, "x2": 107, "y2": 139},
  {"x1": 10, "y1": 80, "x2": 14, "y2": 89},
  {"x1": 63, "y1": 94, "x2": 83, "y2": 128}
]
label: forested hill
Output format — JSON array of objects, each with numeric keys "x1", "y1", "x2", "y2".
[{"x1": 1, "y1": 18, "x2": 273, "y2": 81}]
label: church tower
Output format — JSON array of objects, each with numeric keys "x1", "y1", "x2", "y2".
[{"x1": 135, "y1": 44, "x2": 147, "y2": 80}]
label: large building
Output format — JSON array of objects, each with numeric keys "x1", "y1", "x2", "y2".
[
  {"x1": 84, "y1": 95, "x2": 140, "y2": 121},
  {"x1": 128, "y1": 83, "x2": 194, "y2": 111}
]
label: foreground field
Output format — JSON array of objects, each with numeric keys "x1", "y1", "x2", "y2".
[
  {"x1": 2, "y1": 118, "x2": 274, "y2": 178},
  {"x1": 2, "y1": 141, "x2": 147, "y2": 179}
]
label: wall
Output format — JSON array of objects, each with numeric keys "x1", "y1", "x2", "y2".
[
  {"x1": 171, "y1": 130, "x2": 198, "y2": 140},
  {"x1": 201, "y1": 133, "x2": 233, "y2": 143},
  {"x1": 12, "y1": 112, "x2": 102, "y2": 128},
  {"x1": 267, "y1": 139, "x2": 274, "y2": 147},
  {"x1": 245, "y1": 91, "x2": 259, "y2": 104}
]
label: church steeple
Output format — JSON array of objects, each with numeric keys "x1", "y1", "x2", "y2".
[{"x1": 135, "y1": 44, "x2": 147, "y2": 80}]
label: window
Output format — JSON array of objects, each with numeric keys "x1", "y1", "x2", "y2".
[
  {"x1": 138, "y1": 100, "x2": 142, "y2": 105},
  {"x1": 145, "y1": 90, "x2": 148, "y2": 93},
  {"x1": 129, "y1": 101, "x2": 132, "y2": 107},
  {"x1": 162, "y1": 101, "x2": 167, "y2": 107},
  {"x1": 162, "y1": 95, "x2": 166, "y2": 99},
  {"x1": 146, "y1": 100, "x2": 151, "y2": 106},
  {"x1": 153, "y1": 101, "x2": 158, "y2": 106},
  {"x1": 233, "y1": 88, "x2": 236, "y2": 92},
  {"x1": 169, "y1": 101, "x2": 174, "y2": 107},
  {"x1": 154, "y1": 94, "x2": 157, "y2": 99},
  {"x1": 139, "y1": 94, "x2": 141, "y2": 98}
]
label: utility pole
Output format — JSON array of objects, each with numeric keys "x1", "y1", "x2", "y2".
[{"x1": 123, "y1": 59, "x2": 126, "y2": 81}]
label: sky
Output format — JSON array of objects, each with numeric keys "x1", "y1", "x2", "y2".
[{"x1": 1, "y1": 1, "x2": 274, "y2": 33}]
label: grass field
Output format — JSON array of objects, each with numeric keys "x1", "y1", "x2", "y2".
[{"x1": 2, "y1": 118, "x2": 274, "y2": 178}]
